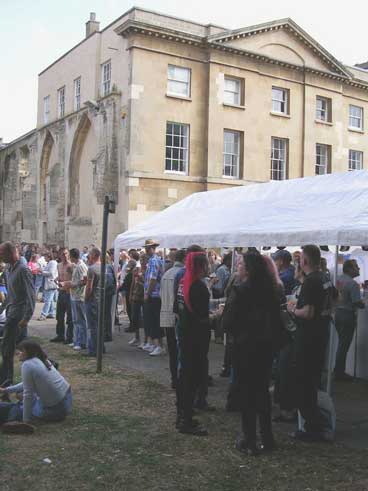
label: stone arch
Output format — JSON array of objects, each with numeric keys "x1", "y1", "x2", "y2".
[
  {"x1": 259, "y1": 43, "x2": 305, "y2": 66},
  {"x1": 39, "y1": 131, "x2": 54, "y2": 216},
  {"x1": 68, "y1": 112, "x2": 91, "y2": 216},
  {"x1": 19, "y1": 145, "x2": 30, "y2": 177}
]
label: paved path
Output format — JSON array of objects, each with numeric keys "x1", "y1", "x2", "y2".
[{"x1": 29, "y1": 303, "x2": 368, "y2": 450}]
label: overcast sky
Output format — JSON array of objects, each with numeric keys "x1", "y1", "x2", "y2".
[{"x1": 1, "y1": 0, "x2": 368, "y2": 142}]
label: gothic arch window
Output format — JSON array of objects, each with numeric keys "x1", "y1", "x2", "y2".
[{"x1": 68, "y1": 112, "x2": 91, "y2": 217}]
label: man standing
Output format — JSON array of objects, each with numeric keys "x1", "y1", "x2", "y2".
[
  {"x1": 288, "y1": 244, "x2": 331, "y2": 442},
  {"x1": 273, "y1": 249, "x2": 296, "y2": 295},
  {"x1": 143, "y1": 239, "x2": 164, "y2": 356},
  {"x1": 0, "y1": 242, "x2": 35, "y2": 384},
  {"x1": 38, "y1": 251, "x2": 58, "y2": 320},
  {"x1": 211, "y1": 253, "x2": 232, "y2": 299},
  {"x1": 50, "y1": 248, "x2": 74, "y2": 344},
  {"x1": 81, "y1": 246, "x2": 89, "y2": 264},
  {"x1": 334, "y1": 259, "x2": 365, "y2": 381},
  {"x1": 61, "y1": 248, "x2": 88, "y2": 351},
  {"x1": 84, "y1": 247, "x2": 102, "y2": 357},
  {"x1": 160, "y1": 249, "x2": 185, "y2": 387}
]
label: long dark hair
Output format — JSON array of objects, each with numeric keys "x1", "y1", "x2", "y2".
[
  {"x1": 243, "y1": 251, "x2": 279, "y2": 307},
  {"x1": 17, "y1": 340, "x2": 52, "y2": 370}
]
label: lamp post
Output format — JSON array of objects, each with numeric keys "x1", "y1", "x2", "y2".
[{"x1": 96, "y1": 195, "x2": 115, "y2": 373}]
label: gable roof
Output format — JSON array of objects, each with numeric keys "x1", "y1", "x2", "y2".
[{"x1": 207, "y1": 18, "x2": 352, "y2": 79}]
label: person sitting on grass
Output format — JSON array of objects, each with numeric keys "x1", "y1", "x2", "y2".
[{"x1": 0, "y1": 340, "x2": 72, "y2": 434}]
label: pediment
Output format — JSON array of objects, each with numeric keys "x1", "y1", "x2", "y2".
[{"x1": 210, "y1": 21, "x2": 350, "y2": 78}]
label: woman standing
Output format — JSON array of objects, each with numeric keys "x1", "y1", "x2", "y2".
[
  {"x1": 223, "y1": 251, "x2": 281, "y2": 455},
  {"x1": 176, "y1": 252, "x2": 211, "y2": 436}
]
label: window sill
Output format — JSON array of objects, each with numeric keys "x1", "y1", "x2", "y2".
[
  {"x1": 270, "y1": 111, "x2": 291, "y2": 119},
  {"x1": 166, "y1": 93, "x2": 192, "y2": 102},
  {"x1": 348, "y1": 127, "x2": 364, "y2": 134},
  {"x1": 223, "y1": 103, "x2": 245, "y2": 110},
  {"x1": 164, "y1": 170, "x2": 187, "y2": 176},
  {"x1": 315, "y1": 119, "x2": 333, "y2": 126},
  {"x1": 222, "y1": 175, "x2": 240, "y2": 180}
]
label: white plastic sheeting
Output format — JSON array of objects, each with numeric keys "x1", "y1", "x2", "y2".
[{"x1": 114, "y1": 170, "x2": 368, "y2": 250}]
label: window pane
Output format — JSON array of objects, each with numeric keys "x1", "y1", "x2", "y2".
[
  {"x1": 223, "y1": 130, "x2": 240, "y2": 178},
  {"x1": 165, "y1": 122, "x2": 189, "y2": 173}
]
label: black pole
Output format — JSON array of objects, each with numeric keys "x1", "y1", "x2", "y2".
[{"x1": 97, "y1": 196, "x2": 110, "y2": 373}]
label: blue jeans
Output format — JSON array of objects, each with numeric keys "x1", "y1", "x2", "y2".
[
  {"x1": 85, "y1": 300, "x2": 98, "y2": 356},
  {"x1": 71, "y1": 299, "x2": 87, "y2": 348},
  {"x1": 41, "y1": 289, "x2": 58, "y2": 318},
  {"x1": 33, "y1": 387, "x2": 73, "y2": 422},
  {"x1": 0, "y1": 388, "x2": 72, "y2": 423},
  {"x1": 34, "y1": 275, "x2": 44, "y2": 296}
]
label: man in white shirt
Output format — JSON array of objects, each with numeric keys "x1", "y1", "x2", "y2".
[
  {"x1": 160, "y1": 250, "x2": 185, "y2": 387},
  {"x1": 60, "y1": 248, "x2": 88, "y2": 351},
  {"x1": 38, "y1": 252, "x2": 58, "y2": 321}
]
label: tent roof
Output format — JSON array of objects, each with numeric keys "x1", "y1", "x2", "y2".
[{"x1": 114, "y1": 170, "x2": 368, "y2": 250}]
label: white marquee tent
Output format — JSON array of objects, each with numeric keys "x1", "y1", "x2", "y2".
[
  {"x1": 114, "y1": 170, "x2": 368, "y2": 393},
  {"x1": 115, "y1": 170, "x2": 368, "y2": 251}
]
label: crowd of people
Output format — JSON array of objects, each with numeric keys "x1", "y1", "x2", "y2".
[{"x1": 0, "y1": 239, "x2": 366, "y2": 452}]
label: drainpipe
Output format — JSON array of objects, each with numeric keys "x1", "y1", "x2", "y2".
[{"x1": 301, "y1": 67, "x2": 306, "y2": 178}]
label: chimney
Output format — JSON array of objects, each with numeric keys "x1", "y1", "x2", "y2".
[{"x1": 86, "y1": 12, "x2": 99, "y2": 38}]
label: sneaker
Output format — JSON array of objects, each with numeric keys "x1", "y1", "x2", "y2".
[
  {"x1": 38, "y1": 315, "x2": 46, "y2": 321},
  {"x1": 1, "y1": 422, "x2": 35, "y2": 435},
  {"x1": 128, "y1": 338, "x2": 140, "y2": 346},
  {"x1": 143, "y1": 343, "x2": 154, "y2": 352},
  {"x1": 46, "y1": 315, "x2": 55, "y2": 319},
  {"x1": 137, "y1": 342, "x2": 146, "y2": 350},
  {"x1": 73, "y1": 346, "x2": 82, "y2": 351},
  {"x1": 149, "y1": 346, "x2": 166, "y2": 356},
  {"x1": 68, "y1": 343, "x2": 74, "y2": 347}
]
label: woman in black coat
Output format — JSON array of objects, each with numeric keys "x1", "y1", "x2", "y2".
[{"x1": 223, "y1": 251, "x2": 281, "y2": 455}]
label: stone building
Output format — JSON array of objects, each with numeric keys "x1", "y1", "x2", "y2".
[{"x1": 1, "y1": 7, "x2": 368, "y2": 247}]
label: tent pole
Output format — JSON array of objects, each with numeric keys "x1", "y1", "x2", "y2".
[{"x1": 326, "y1": 245, "x2": 339, "y2": 395}]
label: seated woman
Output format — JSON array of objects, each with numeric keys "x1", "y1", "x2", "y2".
[{"x1": 0, "y1": 340, "x2": 72, "y2": 433}]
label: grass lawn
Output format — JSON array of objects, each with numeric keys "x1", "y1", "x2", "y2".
[{"x1": 1, "y1": 341, "x2": 368, "y2": 491}]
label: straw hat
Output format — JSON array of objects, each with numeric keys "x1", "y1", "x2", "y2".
[{"x1": 143, "y1": 239, "x2": 160, "y2": 248}]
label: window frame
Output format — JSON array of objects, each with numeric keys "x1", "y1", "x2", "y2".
[
  {"x1": 270, "y1": 137, "x2": 288, "y2": 181},
  {"x1": 165, "y1": 122, "x2": 190, "y2": 175},
  {"x1": 224, "y1": 76, "x2": 243, "y2": 106},
  {"x1": 101, "y1": 60, "x2": 111, "y2": 97},
  {"x1": 57, "y1": 86, "x2": 65, "y2": 119},
  {"x1": 74, "y1": 77, "x2": 81, "y2": 111},
  {"x1": 348, "y1": 149, "x2": 363, "y2": 171},
  {"x1": 167, "y1": 65, "x2": 191, "y2": 99},
  {"x1": 223, "y1": 129, "x2": 242, "y2": 179},
  {"x1": 272, "y1": 87, "x2": 289, "y2": 115},
  {"x1": 315, "y1": 143, "x2": 331, "y2": 175},
  {"x1": 349, "y1": 104, "x2": 363, "y2": 131},
  {"x1": 316, "y1": 96, "x2": 332, "y2": 123},
  {"x1": 43, "y1": 95, "x2": 50, "y2": 124}
]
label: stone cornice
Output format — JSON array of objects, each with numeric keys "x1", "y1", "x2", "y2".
[
  {"x1": 114, "y1": 19, "x2": 205, "y2": 47},
  {"x1": 116, "y1": 19, "x2": 368, "y2": 91},
  {"x1": 208, "y1": 19, "x2": 351, "y2": 79}
]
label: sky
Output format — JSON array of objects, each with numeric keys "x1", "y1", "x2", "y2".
[{"x1": 1, "y1": 0, "x2": 368, "y2": 143}]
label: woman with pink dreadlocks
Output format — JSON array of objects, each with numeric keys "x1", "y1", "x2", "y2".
[{"x1": 175, "y1": 251, "x2": 210, "y2": 436}]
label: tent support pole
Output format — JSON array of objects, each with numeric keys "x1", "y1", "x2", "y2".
[{"x1": 326, "y1": 245, "x2": 339, "y2": 395}]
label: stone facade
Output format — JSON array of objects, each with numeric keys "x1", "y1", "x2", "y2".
[{"x1": 1, "y1": 8, "x2": 368, "y2": 247}]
